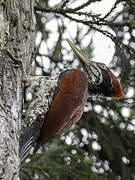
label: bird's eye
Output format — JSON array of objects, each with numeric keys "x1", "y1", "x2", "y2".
[{"x1": 100, "y1": 64, "x2": 106, "y2": 69}]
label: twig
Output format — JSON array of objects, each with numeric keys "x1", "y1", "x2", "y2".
[{"x1": 34, "y1": 5, "x2": 135, "y2": 56}]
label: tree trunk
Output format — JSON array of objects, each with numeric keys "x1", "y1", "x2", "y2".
[{"x1": 0, "y1": 0, "x2": 34, "y2": 179}]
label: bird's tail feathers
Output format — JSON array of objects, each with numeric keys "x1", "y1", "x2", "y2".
[{"x1": 19, "y1": 120, "x2": 41, "y2": 162}]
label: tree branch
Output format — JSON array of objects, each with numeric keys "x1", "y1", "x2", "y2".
[{"x1": 34, "y1": 5, "x2": 135, "y2": 57}]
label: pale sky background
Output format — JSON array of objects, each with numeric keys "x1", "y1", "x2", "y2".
[
  {"x1": 48, "y1": 0, "x2": 123, "y2": 65},
  {"x1": 37, "y1": 0, "x2": 124, "y2": 68}
]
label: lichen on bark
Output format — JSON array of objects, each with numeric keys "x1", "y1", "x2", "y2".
[{"x1": 0, "y1": 0, "x2": 34, "y2": 179}]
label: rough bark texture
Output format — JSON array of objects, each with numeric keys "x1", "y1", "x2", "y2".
[{"x1": 0, "y1": 0, "x2": 34, "y2": 179}]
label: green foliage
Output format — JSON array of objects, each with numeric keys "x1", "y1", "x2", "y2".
[{"x1": 20, "y1": 0, "x2": 135, "y2": 180}]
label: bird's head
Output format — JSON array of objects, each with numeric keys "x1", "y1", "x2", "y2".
[{"x1": 67, "y1": 39, "x2": 124, "y2": 98}]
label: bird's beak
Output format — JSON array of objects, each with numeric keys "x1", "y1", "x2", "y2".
[
  {"x1": 66, "y1": 38, "x2": 102, "y2": 83},
  {"x1": 66, "y1": 39, "x2": 92, "y2": 66}
]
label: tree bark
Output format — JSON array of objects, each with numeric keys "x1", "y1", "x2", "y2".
[{"x1": 0, "y1": 0, "x2": 34, "y2": 179}]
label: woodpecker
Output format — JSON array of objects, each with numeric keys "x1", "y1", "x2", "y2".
[{"x1": 19, "y1": 39, "x2": 124, "y2": 161}]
